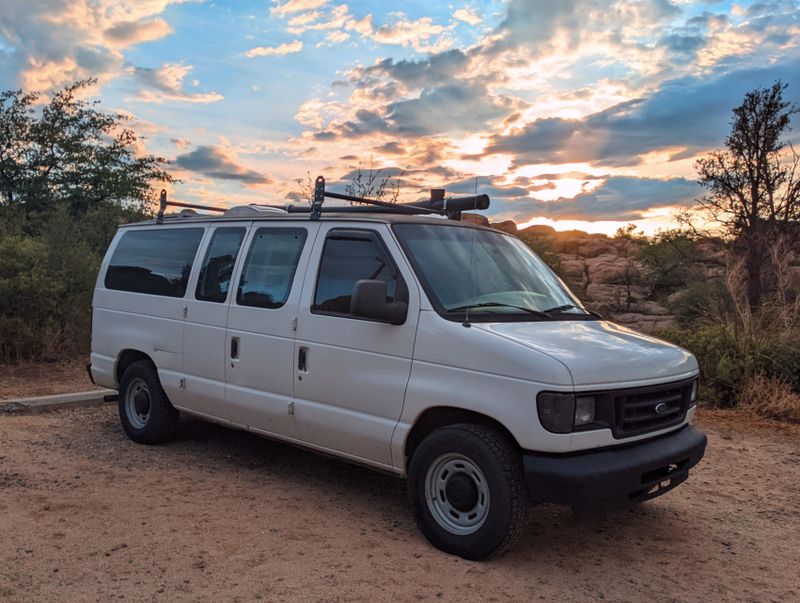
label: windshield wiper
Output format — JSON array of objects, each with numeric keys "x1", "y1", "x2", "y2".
[
  {"x1": 541, "y1": 303, "x2": 597, "y2": 318},
  {"x1": 541, "y1": 304, "x2": 579, "y2": 313},
  {"x1": 446, "y1": 302, "x2": 551, "y2": 318}
]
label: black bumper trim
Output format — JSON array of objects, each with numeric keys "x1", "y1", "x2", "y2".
[{"x1": 523, "y1": 425, "x2": 707, "y2": 514}]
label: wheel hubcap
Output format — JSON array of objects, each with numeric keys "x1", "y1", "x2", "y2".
[
  {"x1": 125, "y1": 378, "x2": 151, "y2": 429},
  {"x1": 425, "y1": 453, "x2": 490, "y2": 535}
]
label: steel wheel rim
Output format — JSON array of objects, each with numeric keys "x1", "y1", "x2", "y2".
[
  {"x1": 125, "y1": 377, "x2": 151, "y2": 429},
  {"x1": 424, "y1": 452, "x2": 490, "y2": 535}
]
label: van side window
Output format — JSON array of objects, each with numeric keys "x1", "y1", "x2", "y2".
[
  {"x1": 237, "y1": 228, "x2": 307, "y2": 309},
  {"x1": 105, "y1": 228, "x2": 204, "y2": 297},
  {"x1": 312, "y1": 231, "x2": 405, "y2": 317},
  {"x1": 195, "y1": 227, "x2": 245, "y2": 302}
]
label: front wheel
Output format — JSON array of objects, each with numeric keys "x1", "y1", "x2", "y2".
[
  {"x1": 407, "y1": 423, "x2": 528, "y2": 560},
  {"x1": 118, "y1": 360, "x2": 179, "y2": 444}
]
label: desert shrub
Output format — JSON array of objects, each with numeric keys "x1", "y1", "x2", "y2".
[
  {"x1": 666, "y1": 281, "x2": 732, "y2": 325},
  {"x1": 737, "y1": 374, "x2": 800, "y2": 422},
  {"x1": 637, "y1": 229, "x2": 705, "y2": 297},
  {"x1": 0, "y1": 206, "x2": 106, "y2": 362},
  {"x1": 661, "y1": 315, "x2": 800, "y2": 408}
]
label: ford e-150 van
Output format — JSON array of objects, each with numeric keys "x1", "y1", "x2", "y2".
[{"x1": 89, "y1": 185, "x2": 706, "y2": 560}]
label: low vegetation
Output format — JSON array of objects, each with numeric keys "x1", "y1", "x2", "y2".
[{"x1": 1, "y1": 80, "x2": 798, "y2": 421}]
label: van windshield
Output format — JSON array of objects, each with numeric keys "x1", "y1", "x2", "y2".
[{"x1": 393, "y1": 223, "x2": 593, "y2": 322}]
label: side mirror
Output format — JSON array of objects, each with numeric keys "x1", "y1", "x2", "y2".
[{"x1": 350, "y1": 279, "x2": 407, "y2": 324}]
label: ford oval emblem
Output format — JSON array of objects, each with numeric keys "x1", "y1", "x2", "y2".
[{"x1": 654, "y1": 402, "x2": 670, "y2": 415}]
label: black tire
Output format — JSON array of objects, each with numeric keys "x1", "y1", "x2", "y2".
[
  {"x1": 118, "y1": 360, "x2": 179, "y2": 444},
  {"x1": 407, "y1": 423, "x2": 528, "y2": 560}
]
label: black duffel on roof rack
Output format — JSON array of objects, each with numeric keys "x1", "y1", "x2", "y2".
[{"x1": 155, "y1": 175, "x2": 490, "y2": 223}]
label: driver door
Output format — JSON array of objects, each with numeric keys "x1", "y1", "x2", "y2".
[{"x1": 293, "y1": 224, "x2": 420, "y2": 468}]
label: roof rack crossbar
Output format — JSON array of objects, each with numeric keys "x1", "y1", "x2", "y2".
[
  {"x1": 310, "y1": 175, "x2": 489, "y2": 220},
  {"x1": 286, "y1": 204, "x2": 429, "y2": 215},
  {"x1": 156, "y1": 190, "x2": 227, "y2": 223}
]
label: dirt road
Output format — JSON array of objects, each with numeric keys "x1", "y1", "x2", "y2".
[{"x1": 0, "y1": 405, "x2": 798, "y2": 602}]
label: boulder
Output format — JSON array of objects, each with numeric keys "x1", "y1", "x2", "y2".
[
  {"x1": 520, "y1": 224, "x2": 556, "y2": 236},
  {"x1": 460, "y1": 213, "x2": 489, "y2": 226},
  {"x1": 609, "y1": 312, "x2": 675, "y2": 333},
  {"x1": 491, "y1": 220, "x2": 518, "y2": 234}
]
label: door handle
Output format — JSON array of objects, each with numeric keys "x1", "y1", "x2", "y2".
[
  {"x1": 230, "y1": 337, "x2": 240, "y2": 360},
  {"x1": 298, "y1": 346, "x2": 308, "y2": 372}
]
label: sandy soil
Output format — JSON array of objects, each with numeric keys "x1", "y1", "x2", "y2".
[
  {"x1": 0, "y1": 360, "x2": 100, "y2": 401},
  {"x1": 0, "y1": 405, "x2": 798, "y2": 603}
]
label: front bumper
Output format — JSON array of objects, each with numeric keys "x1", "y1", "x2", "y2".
[{"x1": 523, "y1": 425, "x2": 707, "y2": 514}]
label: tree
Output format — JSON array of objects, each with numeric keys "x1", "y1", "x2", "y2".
[
  {"x1": 343, "y1": 159, "x2": 404, "y2": 203},
  {"x1": 696, "y1": 81, "x2": 800, "y2": 310},
  {"x1": 638, "y1": 228, "x2": 704, "y2": 296},
  {"x1": 293, "y1": 161, "x2": 405, "y2": 205},
  {"x1": 0, "y1": 79, "x2": 172, "y2": 231},
  {"x1": 0, "y1": 79, "x2": 175, "y2": 360}
]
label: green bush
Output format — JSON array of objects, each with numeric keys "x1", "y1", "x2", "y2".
[
  {"x1": 661, "y1": 319, "x2": 800, "y2": 407},
  {"x1": 0, "y1": 207, "x2": 106, "y2": 362},
  {"x1": 665, "y1": 281, "x2": 732, "y2": 326}
]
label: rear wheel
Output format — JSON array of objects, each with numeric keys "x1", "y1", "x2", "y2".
[
  {"x1": 408, "y1": 423, "x2": 528, "y2": 560},
  {"x1": 118, "y1": 360, "x2": 179, "y2": 444}
]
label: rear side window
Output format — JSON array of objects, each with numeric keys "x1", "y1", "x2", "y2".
[
  {"x1": 195, "y1": 227, "x2": 246, "y2": 302},
  {"x1": 313, "y1": 231, "x2": 404, "y2": 316},
  {"x1": 237, "y1": 228, "x2": 307, "y2": 309},
  {"x1": 105, "y1": 228, "x2": 204, "y2": 297}
]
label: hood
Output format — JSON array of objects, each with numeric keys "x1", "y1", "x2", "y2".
[{"x1": 478, "y1": 320, "x2": 697, "y2": 387}]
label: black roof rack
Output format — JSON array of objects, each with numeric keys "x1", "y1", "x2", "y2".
[
  {"x1": 154, "y1": 175, "x2": 490, "y2": 223},
  {"x1": 156, "y1": 190, "x2": 226, "y2": 223}
]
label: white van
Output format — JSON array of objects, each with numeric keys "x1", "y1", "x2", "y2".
[{"x1": 89, "y1": 188, "x2": 706, "y2": 560}]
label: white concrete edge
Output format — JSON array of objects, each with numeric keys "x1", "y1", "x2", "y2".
[{"x1": 1, "y1": 388, "x2": 117, "y2": 413}]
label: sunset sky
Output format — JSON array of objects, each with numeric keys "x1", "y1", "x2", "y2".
[{"x1": 2, "y1": 0, "x2": 799, "y2": 234}]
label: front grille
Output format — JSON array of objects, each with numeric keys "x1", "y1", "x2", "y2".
[{"x1": 583, "y1": 378, "x2": 695, "y2": 438}]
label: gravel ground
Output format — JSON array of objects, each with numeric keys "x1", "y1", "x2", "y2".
[{"x1": 0, "y1": 405, "x2": 798, "y2": 602}]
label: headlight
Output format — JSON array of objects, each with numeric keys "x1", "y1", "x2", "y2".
[
  {"x1": 537, "y1": 392, "x2": 599, "y2": 433},
  {"x1": 574, "y1": 396, "x2": 596, "y2": 426},
  {"x1": 690, "y1": 379, "x2": 699, "y2": 404},
  {"x1": 536, "y1": 392, "x2": 574, "y2": 434}
]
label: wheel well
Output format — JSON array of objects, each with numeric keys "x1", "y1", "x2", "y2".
[
  {"x1": 115, "y1": 349, "x2": 153, "y2": 385},
  {"x1": 404, "y1": 407, "x2": 520, "y2": 462}
]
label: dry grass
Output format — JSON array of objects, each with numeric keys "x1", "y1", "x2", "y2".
[{"x1": 737, "y1": 374, "x2": 800, "y2": 423}]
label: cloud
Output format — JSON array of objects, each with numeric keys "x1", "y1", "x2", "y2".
[
  {"x1": 385, "y1": 80, "x2": 513, "y2": 135},
  {"x1": 285, "y1": 4, "x2": 351, "y2": 34},
  {"x1": 372, "y1": 14, "x2": 451, "y2": 52},
  {"x1": 496, "y1": 0, "x2": 680, "y2": 55},
  {"x1": 271, "y1": 0, "x2": 328, "y2": 17},
  {"x1": 483, "y1": 58, "x2": 800, "y2": 168},
  {"x1": 453, "y1": 8, "x2": 482, "y2": 26},
  {"x1": 103, "y1": 18, "x2": 173, "y2": 47},
  {"x1": 505, "y1": 176, "x2": 699, "y2": 221},
  {"x1": 447, "y1": 176, "x2": 529, "y2": 200},
  {"x1": 374, "y1": 141, "x2": 405, "y2": 155},
  {"x1": 321, "y1": 31, "x2": 349, "y2": 45},
  {"x1": 0, "y1": 0, "x2": 183, "y2": 93},
  {"x1": 358, "y1": 50, "x2": 470, "y2": 89},
  {"x1": 245, "y1": 40, "x2": 303, "y2": 57},
  {"x1": 175, "y1": 146, "x2": 272, "y2": 186},
  {"x1": 128, "y1": 63, "x2": 223, "y2": 103}
]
